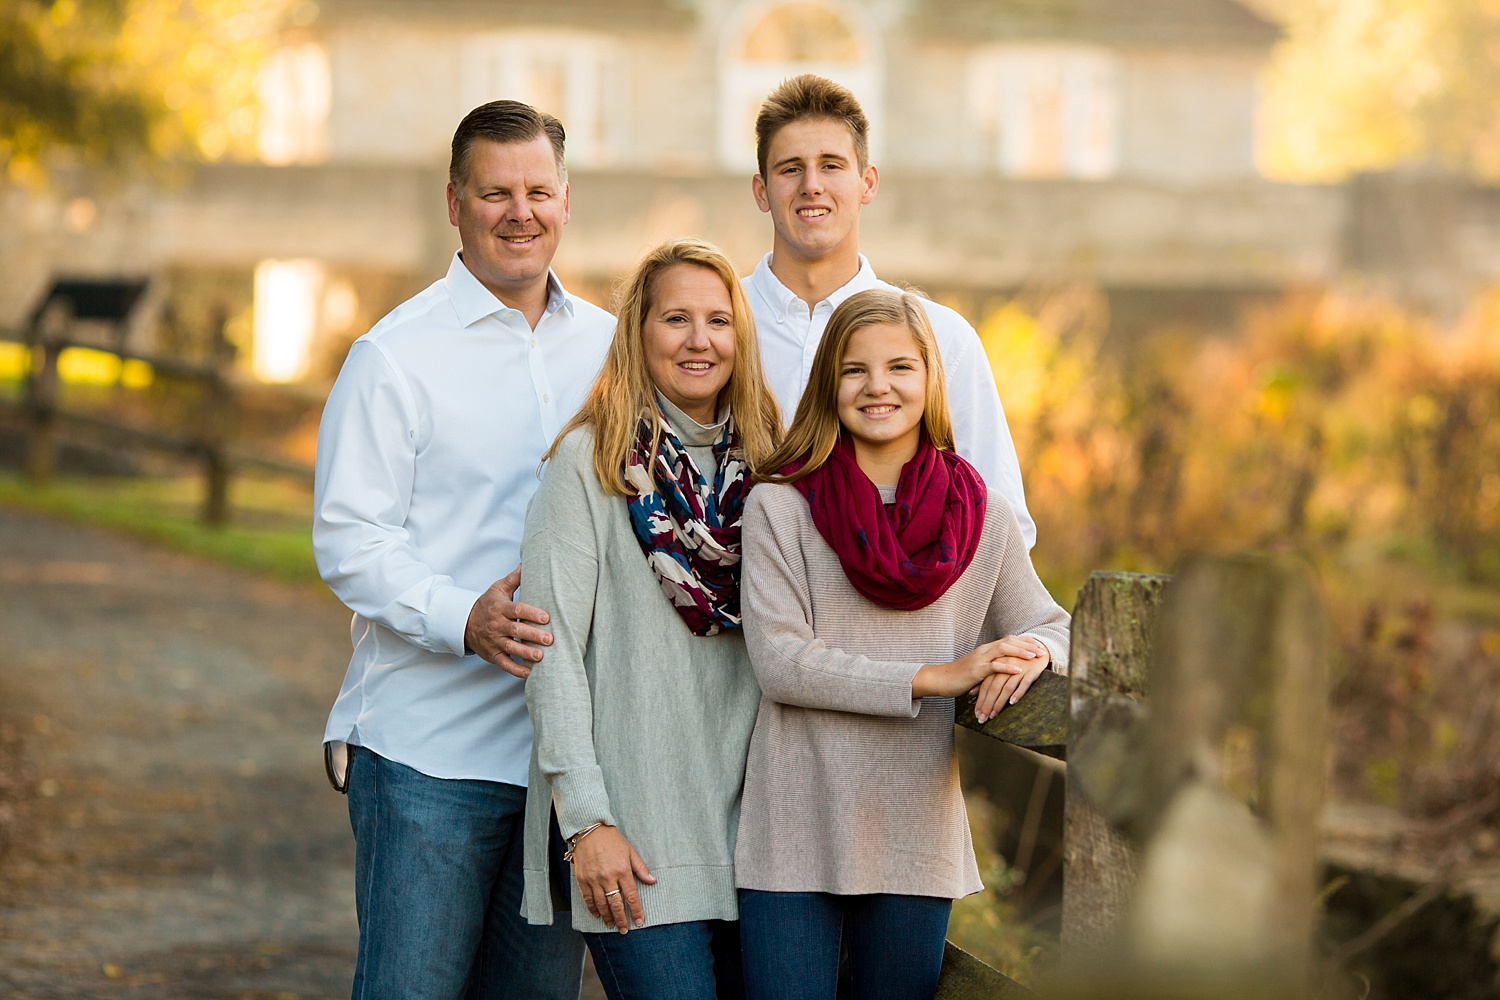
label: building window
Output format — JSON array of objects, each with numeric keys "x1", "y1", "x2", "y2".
[
  {"x1": 969, "y1": 45, "x2": 1120, "y2": 179},
  {"x1": 256, "y1": 43, "x2": 331, "y2": 165},
  {"x1": 720, "y1": 1, "x2": 882, "y2": 171},
  {"x1": 461, "y1": 33, "x2": 619, "y2": 169},
  {"x1": 253, "y1": 259, "x2": 324, "y2": 383}
]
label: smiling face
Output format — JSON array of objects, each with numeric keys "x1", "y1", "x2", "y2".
[
  {"x1": 837, "y1": 321, "x2": 927, "y2": 472},
  {"x1": 642, "y1": 264, "x2": 737, "y2": 425},
  {"x1": 752, "y1": 117, "x2": 878, "y2": 266},
  {"x1": 446, "y1": 135, "x2": 569, "y2": 306}
]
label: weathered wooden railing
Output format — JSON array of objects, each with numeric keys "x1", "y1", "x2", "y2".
[
  {"x1": 1, "y1": 283, "x2": 313, "y2": 526},
  {"x1": 937, "y1": 558, "x2": 1330, "y2": 999}
]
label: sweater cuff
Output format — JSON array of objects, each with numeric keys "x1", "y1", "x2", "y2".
[
  {"x1": 551, "y1": 765, "x2": 618, "y2": 840},
  {"x1": 1039, "y1": 636, "x2": 1070, "y2": 675},
  {"x1": 875, "y1": 660, "x2": 926, "y2": 718},
  {"x1": 430, "y1": 584, "x2": 485, "y2": 657}
]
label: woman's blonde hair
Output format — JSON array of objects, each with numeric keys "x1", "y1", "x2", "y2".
[
  {"x1": 758, "y1": 287, "x2": 953, "y2": 484},
  {"x1": 545, "y1": 237, "x2": 783, "y2": 494}
]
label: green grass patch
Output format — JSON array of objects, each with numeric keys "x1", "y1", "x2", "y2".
[{"x1": 0, "y1": 472, "x2": 318, "y2": 584}]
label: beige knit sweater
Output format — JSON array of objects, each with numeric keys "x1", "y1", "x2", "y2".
[{"x1": 735, "y1": 482, "x2": 1071, "y2": 899}]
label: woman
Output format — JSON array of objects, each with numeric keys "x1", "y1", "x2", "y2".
[
  {"x1": 518, "y1": 238, "x2": 782, "y2": 1000},
  {"x1": 735, "y1": 288, "x2": 1071, "y2": 1000}
]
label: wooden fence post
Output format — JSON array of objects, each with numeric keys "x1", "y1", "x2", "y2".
[
  {"x1": 200, "y1": 311, "x2": 234, "y2": 527},
  {"x1": 1124, "y1": 555, "x2": 1329, "y2": 991},
  {"x1": 1061, "y1": 571, "x2": 1169, "y2": 956},
  {"x1": 1059, "y1": 557, "x2": 1329, "y2": 998},
  {"x1": 24, "y1": 299, "x2": 70, "y2": 484}
]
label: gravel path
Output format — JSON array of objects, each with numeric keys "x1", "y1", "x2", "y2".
[{"x1": 0, "y1": 505, "x2": 604, "y2": 1000}]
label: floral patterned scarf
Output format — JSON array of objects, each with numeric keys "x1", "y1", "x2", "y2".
[{"x1": 624, "y1": 404, "x2": 750, "y2": 636}]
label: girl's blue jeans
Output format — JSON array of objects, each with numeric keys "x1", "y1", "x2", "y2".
[{"x1": 737, "y1": 889, "x2": 952, "y2": 1000}]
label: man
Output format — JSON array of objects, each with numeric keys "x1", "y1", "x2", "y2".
[
  {"x1": 313, "y1": 101, "x2": 614, "y2": 999},
  {"x1": 746, "y1": 74, "x2": 1037, "y2": 547}
]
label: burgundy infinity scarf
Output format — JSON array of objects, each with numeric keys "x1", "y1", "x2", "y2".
[{"x1": 791, "y1": 433, "x2": 987, "y2": 610}]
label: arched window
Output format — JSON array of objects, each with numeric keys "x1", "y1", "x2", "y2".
[
  {"x1": 720, "y1": 1, "x2": 882, "y2": 171},
  {"x1": 742, "y1": 3, "x2": 861, "y2": 62}
]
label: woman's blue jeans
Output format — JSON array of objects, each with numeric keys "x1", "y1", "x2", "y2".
[
  {"x1": 584, "y1": 919, "x2": 744, "y2": 1000},
  {"x1": 738, "y1": 889, "x2": 952, "y2": 1000}
]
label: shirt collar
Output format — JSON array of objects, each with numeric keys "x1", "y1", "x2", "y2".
[
  {"x1": 748, "y1": 252, "x2": 879, "y2": 324},
  {"x1": 444, "y1": 252, "x2": 576, "y2": 328}
]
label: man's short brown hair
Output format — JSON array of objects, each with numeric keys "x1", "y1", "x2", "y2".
[
  {"x1": 754, "y1": 74, "x2": 869, "y2": 178},
  {"x1": 449, "y1": 100, "x2": 567, "y2": 188}
]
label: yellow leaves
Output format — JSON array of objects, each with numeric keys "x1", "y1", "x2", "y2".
[
  {"x1": 987, "y1": 282, "x2": 1500, "y2": 585},
  {"x1": 2, "y1": 0, "x2": 295, "y2": 179},
  {"x1": 1253, "y1": 365, "x2": 1301, "y2": 424},
  {"x1": 1258, "y1": 0, "x2": 1500, "y2": 180},
  {"x1": 47, "y1": 0, "x2": 76, "y2": 27},
  {"x1": 0, "y1": 344, "x2": 28, "y2": 381},
  {"x1": 55, "y1": 348, "x2": 155, "y2": 388},
  {"x1": 1406, "y1": 394, "x2": 1440, "y2": 429},
  {"x1": 978, "y1": 302, "x2": 1055, "y2": 425}
]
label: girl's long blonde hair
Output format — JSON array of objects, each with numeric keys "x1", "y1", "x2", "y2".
[
  {"x1": 757, "y1": 287, "x2": 953, "y2": 484},
  {"x1": 545, "y1": 238, "x2": 783, "y2": 494}
]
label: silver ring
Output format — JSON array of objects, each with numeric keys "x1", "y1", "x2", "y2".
[{"x1": 604, "y1": 889, "x2": 621, "y2": 897}]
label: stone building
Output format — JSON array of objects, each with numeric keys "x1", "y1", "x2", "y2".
[{"x1": 3, "y1": 0, "x2": 1488, "y2": 383}]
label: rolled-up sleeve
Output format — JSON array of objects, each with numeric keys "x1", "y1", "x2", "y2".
[{"x1": 312, "y1": 340, "x2": 482, "y2": 656}]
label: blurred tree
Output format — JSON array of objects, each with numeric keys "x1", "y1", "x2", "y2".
[
  {"x1": 1257, "y1": 0, "x2": 1500, "y2": 181},
  {"x1": 0, "y1": 0, "x2": 291, "y2": 185}
]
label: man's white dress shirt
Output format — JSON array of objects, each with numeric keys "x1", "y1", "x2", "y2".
[
  {"x1": 315, "y1": 253, "x2": 614, "y2": 786},
  {"x1": 745, "y1": 253, "x2": 1037, "y2": 547}
]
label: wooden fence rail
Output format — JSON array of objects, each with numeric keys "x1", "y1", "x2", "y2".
[{"x1": 0, "y1": 308, "x2": 313, "y2": 526}]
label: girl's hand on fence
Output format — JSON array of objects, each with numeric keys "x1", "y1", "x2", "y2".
[
  {"x1": 572, "y1": 825, "x2": 655, "y2": 933},
  {"x1": 973, "y1": 642, "x2": 1052, "y2": 722},
  {"x1": 914, "y1": 637, "x2": 1036, "y2": 700}
]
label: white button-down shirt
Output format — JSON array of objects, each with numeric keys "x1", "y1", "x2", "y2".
[
  {"x1": 314, "y1": 253, "x2": 615, "y2": 785},
  {"x1": 745, "y1": 253, "x2": 1037, "y2": 547}
]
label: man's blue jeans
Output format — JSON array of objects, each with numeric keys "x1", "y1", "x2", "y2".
[
  {"x1": 738, "y1": 890, "x2": 952, "y2": 1000},
  {"x1": 345, "y1": 746, "x2": 584, "y2": 1000},
  {"x1": 585, "y1": 919, "x2": 744, "y2": 1000}
]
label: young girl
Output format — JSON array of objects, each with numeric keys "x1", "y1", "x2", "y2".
[{"x1": 735, "y1": 288, "x2": 1071, "y2": 1000}]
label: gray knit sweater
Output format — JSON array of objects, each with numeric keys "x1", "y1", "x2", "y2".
[
  {"x1": 735, "y1": 482, "x2": 1071, "y2": 899},
  {"x1": 519, "y1": 400, "x2": 762, "y2": 932}
]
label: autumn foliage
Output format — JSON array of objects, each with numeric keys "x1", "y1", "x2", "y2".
[{"x1": 980, "y1": 286, "x2": 1500, "y2": 827}]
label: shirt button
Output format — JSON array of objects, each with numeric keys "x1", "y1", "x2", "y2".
[
  {"x1": 531, "y1": 338, "x2": 537, "y2": 348},
  {"x1": 543, "y1": 394, "x2": 550, "y2": 403}
]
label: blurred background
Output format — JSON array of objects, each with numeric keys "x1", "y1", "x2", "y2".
[{"x1": 0, "y1": 0, "x2": 1498, "y2": 997}]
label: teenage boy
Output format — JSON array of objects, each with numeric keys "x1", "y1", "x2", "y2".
[
  {"x1": 746, "y1": 74, "x2": 1036, "y2": 546},
  {"x1": 314, "y1": 101, "x2": 614, "y2": 999}
]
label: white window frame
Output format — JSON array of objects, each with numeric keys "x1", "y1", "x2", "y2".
[
  {"x1": 968, "y1": 44, "x2": 1120, "y2": 180},
  {"x1": 460, "y1": 32, "x2": 619, "y2": 169},
  {"x1": 256, "y1": 43, "x2": 332, "y2": 165}
]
